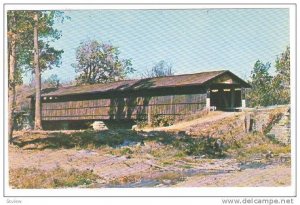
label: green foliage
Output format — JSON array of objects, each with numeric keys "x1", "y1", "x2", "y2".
[
  {"x1": 151, "y1": 114, "x2": 175, "y2": 127},
  {"x1": 73, "y1": 40, "x2": 135, "y2": 85},
  {"x1": 172, "y1": 136, "x2": 225, "y2": 157},
  {"x1": 247, "y1": 60, "x2": 273, "y2": 107},
  {"x1": 272, "y1": 47, "x2": 290, "y2": 105},
  {"x1": 247, "y1": 47, "x2": 290, "y2": 107},
  {"x1": 135, "y1": 118, "x2": 148, "y2": 128},
  {"x1": 120, "y1": 147, "x2": 133, "y2": 155},
  {"x1": 7, "y1": 11, "x2": 66, "y2": 80}
]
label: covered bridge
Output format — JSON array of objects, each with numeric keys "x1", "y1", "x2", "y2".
[{"x1": 28, "y1": 70, "x2": 251, "y2": 129}]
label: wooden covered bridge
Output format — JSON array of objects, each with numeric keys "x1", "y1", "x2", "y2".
[{"x1": 28, "y1": 70, "x2": 251, "y2": 129}]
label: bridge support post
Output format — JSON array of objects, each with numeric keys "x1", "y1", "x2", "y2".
[
  {"x1": 206, "y1": 89, "x2": 211, "y2": 111},
  {"x1": 147, "y1": 105, "x2": 152, "y2": 125},
  {"x1": 241, "y1": 88, "x2": 246, "y2": 108}
]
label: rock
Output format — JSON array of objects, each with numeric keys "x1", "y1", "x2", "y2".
[
  {"x1": 162, "y1": 179, "x2": 172, "y2": 185},
  {"x1": 37, "y1": 144, "x2": 47, "y2": 149},
  {"x1": 23, "y1": 144, "x2": 37, "y2": 150},
  {"x1": 96, "y1": 179, "x2": 107, "y2": 184},
  {"x1": 92, "y1": 121, "x2": 108, "y2": 131},
  {"x1": 279, "y1": 153, "x2": 291, "y2": 162},
  {"x1": 132, "y1": 125, "x2": 138, "y2": 131},
  {"x1": 265, "y1": 151, "x2": 273, "y2": 159}
]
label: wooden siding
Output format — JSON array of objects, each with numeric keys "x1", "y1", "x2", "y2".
[{"x1": 42, "y1": 93, "x2": 207, "y2": 121}]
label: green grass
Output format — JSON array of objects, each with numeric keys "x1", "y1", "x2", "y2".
[{"x1": 227, "y1": 132, "x2": 291, "y2": 163}]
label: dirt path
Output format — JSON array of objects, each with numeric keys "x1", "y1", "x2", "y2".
[
  {"x1": 141, "y1": 111, "x2": 241, "y2": 132},
  {"x1": 174, "y1": 164, "x2": 290, "y2": 187},
  {"x1": 8, "y1": 145, "x2": 154, "y2": 181},
  {"x1": 9, "y1": 144, "x2": 291, "y2": 187}
]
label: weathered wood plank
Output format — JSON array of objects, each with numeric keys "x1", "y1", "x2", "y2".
[{"x1": 42, "y1": 93, "x2": 207, "y2": 121}]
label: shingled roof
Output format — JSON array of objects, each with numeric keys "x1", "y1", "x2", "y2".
[{"x1": 30, "y1": 70, "x2": 250, "y2": 98}]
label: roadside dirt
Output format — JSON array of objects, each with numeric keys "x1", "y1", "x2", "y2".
[
  {"x1": 140, "y1": 111, "x2": 239, "y2": 132},
  {"x1": 174, "y1": 164, "x2": 290, "y2": 187}
]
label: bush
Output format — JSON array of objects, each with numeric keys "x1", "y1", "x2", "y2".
[
  {"x1": 172, "y1": 136, "x2": 225, "y2": 157},
  {"x1": 151, "y1": 114, "x2": 175, "y2": 127},
  {"x1": 135, "y1": 118, "x2": 148, "y2": 128},
  {"x1": 120, "y1": 147, "x2": 133, "y2": 155}
]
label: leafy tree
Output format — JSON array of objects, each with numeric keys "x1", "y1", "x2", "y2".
[
  {"x1": 247, "y1": 60, "x2": 273, "y2": 107},
  {"x1": 73, "y1": 40, "x2": 134, "y2": 85},
  {"x1": 143, "y1": 60, "x2": 174, "y2": 78},
  {"x1": 7, "y1": 11, "x2": 67, "y2": 135},
  {"x1": 8, "y1": 11, "x2": 36, "y2": 140},
  {"x1": 272, "y1": 47, "x2": 290, "y2": 105},
  {"x1": 8, "y1": 11, "x2": 65, "y2": 82},
  {"x1": 43, "y1": 74, "x2": 60, "y2": 88}
]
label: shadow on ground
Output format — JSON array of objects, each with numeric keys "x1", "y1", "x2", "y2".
[{"x1": 12, "y1": 129, "x2": 225, "y2": 158}]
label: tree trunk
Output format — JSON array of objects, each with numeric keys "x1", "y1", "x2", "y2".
[
  {"x1": 34, "y1": 13, "x2": 42, "y2": 130},
  {"x1": 8, "y1": 32, "x2": 16, "y2": 143}
]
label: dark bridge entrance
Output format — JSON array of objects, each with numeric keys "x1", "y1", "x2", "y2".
[{"x1": 210, "y1": 87, "x2": 242, "y2": 110}]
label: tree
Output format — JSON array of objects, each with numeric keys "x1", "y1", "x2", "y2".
[
  {"x1": 33, "y1": 11, "x2": 66, "y2": 130},
  {"x1": 247, "y1": 60, "x2": 273, "y2": 107},
  {"x1": 7, "y1": 13, "x2": 17, "y2": 142},
  {"x1": 272, "y1": 47, "x2": 290, "y2": 105},
  {"x1": 33, "y1": 13, "x2": 42, "y2": 130},
  {"x1": 8, "y1": 11, "x2": 33, "y2": 141},
  {"x1": 143, "y1": 60, "x2": 174, "y2": 78},
  {"x1": 7, "y1": 11, "x2": 66, "y2": 135},
  {"x1": 43, "y1": 74, "x2": 60, "y2": 88},
  {"x1": 73, "y1": 40, "x2": 134, "y2": 85}
]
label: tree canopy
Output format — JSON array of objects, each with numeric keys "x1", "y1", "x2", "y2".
[
  {"x1": 272, "y1": 47, "x2": 290, "y2": 105},
  {"x1": 142, "y1": 60, "x2": 174, "y2": 78},
  {"x1": 7, "y1": 10, "x2": 68, "y2": 133},
  {"x1": 247, "y1": 47, "x2": 290, "y2": 107},
  {"x1": 247, "y1": 60, "x2": 273, "y2": 107},
  {"x1": 73, "y1": 40, "x2": 134, "y2": 85},
  {"x1": 7, "y1": 11, "x2": 66, "y2": 82},
  {"x1": 43, "y1": 74, "x2": 60, "y2": 88}
]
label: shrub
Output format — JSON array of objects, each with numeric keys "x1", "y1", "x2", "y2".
[
  {"x1": 151, "y1": 114, "x2": 175, "y2": 127},
  {"x1": 120, "y1": 147, "x2": 133, "y2": 155},
  {"x1": 172, "y1": 136, "x2": 226, "y2": 157},
  {"x1": 135, "y1": 118, "x2": 148, "y2": 128}
]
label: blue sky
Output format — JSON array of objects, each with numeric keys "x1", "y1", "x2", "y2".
[{"x1": 32, "y1": 9, "x2": 289, "y2": 83}]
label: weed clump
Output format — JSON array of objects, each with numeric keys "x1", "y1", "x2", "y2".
[
  {"x1": 9, "y1": 167, "x2": 99, "y2": 188},
  {"x1": 151, "y1": 114, "x2": 175, "y2": 127},
  {"x1": 172, "y1": 136, "x2": 226, "y2": 158}
]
